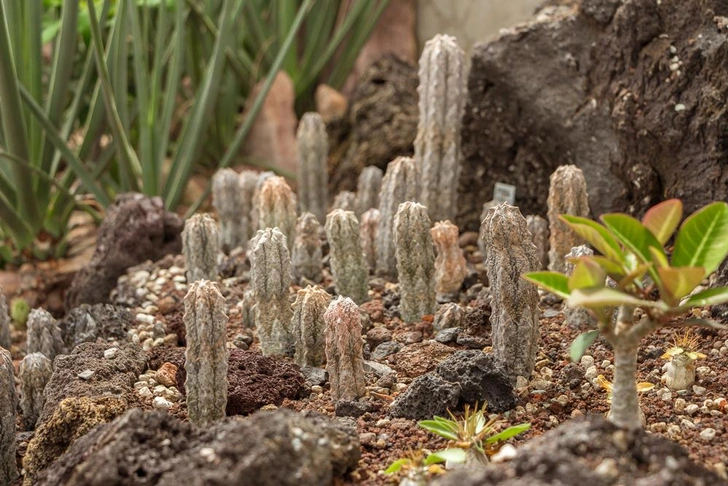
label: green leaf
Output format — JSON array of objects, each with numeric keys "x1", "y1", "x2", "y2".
[
  {"x1": 590, "y1": 256, "x2": 626, "y2": 279},
  {"x1": 425, "y1": 448, "x2": 467, "y2": 465},
  {"x1": 601, "y1": 213, "x2": 666, "y2": 270},
  {"x1": 649, "y1": 247, "x2": 669, "y2": 268},
  {"x1": 570, "y1": 330, "x2": 599, "y2": 362},
  {"x1": 560, "y1": 215, "x2": 622, "y2": 262},
  {"x1": 522, "y1": 272, "x2": 570, "y2": 300},
  {"x1": 679, "y1": 286, "x2": 728, "y2": 309},
  {"x1": 679, "y1": 318, "x2": 728, "y2": 330},
  {"x1": 642, "y1": 199, "x2": 683, "y2": 245},
  {"x1": 485, "y1": 423, "x2": 531, "y2": 443},
  {"x1": 568, "y1": 258, "x2": 607, "y2": 291},
  {"x1": 384, "y1": 458, "x2": 410, "y2": 474},
  {"x1": 657, "y1": 266, "x2": 705, "y2": 301},
  {"x1": 418, "y1": 419, "x2": 459, "y2": 441},
  {"x1": 672, "y1": 202, "x2": 728, "y2": 275},
  {"x1": 568, "y1": 287, "x2": 667, "y2": 310}
]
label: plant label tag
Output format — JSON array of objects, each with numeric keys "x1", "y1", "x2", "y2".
[{"x1": 493, "y1": 182, "x2": 516, "y2": 205}]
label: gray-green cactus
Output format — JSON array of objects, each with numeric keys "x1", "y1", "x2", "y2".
[
  {"x1": 547, "y1": 165, "x2": 590, "y2": 273},
  {"x1": 359, "y1": 208, "x2": 380, "y2": 273},
  {"x1": 184, "y1": 280, "x2": 228, "y2": 427},
  {"x1": 481, "y1": 203, "x2": 540, "y2": 382},
  {"x1": 26, "y1": 308, "x2": 64, "y2": 363},
  {"x1": 325, "y1": 210, "x2": 369, "y2": 304},
  {"x1": 331, "y1": 191, "x2": 357, "y2": 212},
  {"x1": 182, "y1": 213, "x2": 220, "y2": 282},
  {"x1": 376, "y1": 156, "x2": 420, "y2": 277},
  {"x1": 526, "y1": 215, "x2": 549, "y2": 271},
  {"x1": 0, "y1": 290, "x2": 10, "y2": 350},
  {"x1": 394, "y1": 202, "x2": 436, "y2": 323},
  {"x1": 18, "y1": 352, "x2": 52, "y2": 429},
  {"x1": 0, "y1": 347, "x2": 18, "y2": 484},
  {"x1": 324, "y1": 296, "x2": 366, "y2": 401},
  {"x1": 250, "y1": 171, "x2": 275, "y2": 233},
  {"x1": 291, "y1": 286, "x2": 331, "y2": 367},
  {"x1": 430, "y1": 220, "x2": 467, "y2": 295},
  {"x1": 292, "y1": 212, "x2": 323, "y2": 284},
  {"x1": 250, "y1": 228, "x2": 294, "y2": 356},
  {"x1": 239, "y1": 170, "x2": 259, "y2": 245},
  {"x1": 255, "y1": 176, "x2": 298, "y2": 246},
  {"x1": 355, "y1": 166, "x2": 383, "y2": 216},
  {"x1": 415, "y1": 34, "x2": 465, "y2": 223},
  {"x1": 212, "y1": 168, "x2": 245, "y2": 252},
  {"x1": 296, "y1": 112, "x2": 329, "y2": 223}
]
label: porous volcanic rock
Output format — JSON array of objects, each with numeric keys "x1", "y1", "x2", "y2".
[
  {"x1": 66, "y1": 194, "x2": 183, "y2": 307},
  {"x1": 59, "y1": 304, "x2": 134, "y2": 350},
  {"x1": 458, "y1": 0, "x2": 728, "y2": 230},
  {"x1": 388, "y1": 373, "x2": 461, "y2": 420}
]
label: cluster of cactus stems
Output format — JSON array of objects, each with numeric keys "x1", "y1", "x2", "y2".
[
  {"x1": 291, "y1": 286, "x2": 331, "y2": 367},
  {"x1": 481, "y1": 203, "x2": 540, "y2": 382},
  {"x1": 324, "y1": 296, "x2": 366, "y2": 401},
  {"x1": 325, "y1": 210, "x2": 369, "y2": 304},
  {"x1": 394, "y1": 202, "x2": 436, "y2": 323},
  {"x1": 331, "y1": 191, "x2": 357, "y2": 212},
  {"x1": 291, "y1": 213, "x2": 324, "y2": 284},
  {"x1": 255, "y1": 176, "x2": 298, "y2": 246},
  {"x1": 415, "y1": 34, "x2": 466, "y2": 223},
  {"x1": 359, "y1": 208, "x2": 380, "y2": 273},
  {"x1": 547, "y1": 165, "x2": 590, "y2": 273},
  {"x1": 250, "y1": 228, "x2": 294, "y2": 356},
  {"x1": 0, "y1": 291, "x2": 10, "y2": 350},
  {"x1": 1, "y1": 347, "x2": 18, "y2": 484},
  {"x1": 26, "y1": 308, "x2": 64, "y2": 363},
  {"x1": 355, "y1": 166, "x2": 383, "y2": 216},
  {"x1": 182, "y1": 213, "x2": 220, "y2": 282},
  {"x1": 212, "y1": 168, "x2": 246, "y2": 252},
  {"x1": 376, "y1": 156, "x2": 420, "y2": 277},
  {"x1": 18, "y1": 353, "x2": 52, "y2": 429},
  {"x1": 184, "y1": 280, "x2": 228, "y2": 427},
  {"x1": 526, "y1": 215, "x2": 549, "y2": 270},
  {"x1": 430, "y1": 220, "x2": 468, "y2": 295},
  {"x1": 296, "y1": 113, "x2": 329, "y2": 223}
]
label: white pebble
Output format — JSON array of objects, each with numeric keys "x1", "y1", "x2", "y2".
[
  {"x1": 585, "y1": 365, "x2": 598, "y2": 380},
  {"x1": 104, "y1": 347, "x2": 118, "y2": 359},
  {"x1": 675, "y1": 103, "x2": 686, "y2": 112},
  {"x1": 77, "y1": 370, "x2": 94, "y2": 380},
  {"x1": 136, "y1": 313, "x2": 155, "y2": 324},
  {"x1": 674, "y1": 398, "x2": 686, "y2": 413},
  {"x1": 699, "y1": 428, "x2": 716, "y2": 441},
  {"x1": 580, "y1": 355, "x2": 594, "y2": 369},
  {"x1": 138, "y1": 386, "x2": 153, "y2": 398},
  {"x1": 153, "y1": 396, "x2": 172, "y2": 410},
  {"x1": 491, "y1": 443, "x2": 518, "y2": 463},
  {"x1": 686, "y1": 404, "x2": 700, "y2": 416},
  {"x1": 693, "y1": 385, "x2": 706, "y2": 395}
]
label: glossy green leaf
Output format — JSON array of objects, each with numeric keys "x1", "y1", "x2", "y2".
[
  {"x1": 649, "y1": 247, "x2": 669, "y2": 268},
  {"x1": 522, "y1": 272, "x2": 570, "y2": 300},
  {"x1": 642, "y1": 199, "x2": 683, "y2": 245},
  {"x1": 672, "y1": 202, "x2": 728, "y2": 275},
  {"x1": 570, "y1": 330, "x2": 600, "y2": 362},
  {"x1": 568, "y1": 287, "x2": 667, "y2": 310},
  {"x1": 384, "y1": 458, "x2": 410, "y2": 474},
  {"x1": 560, "y1": 215, "x2": 622, "y2": 262},
  {"x1": 568, "y1": 258, "x2": 607, "y2": 291},
  {"x1": 679, "y1": 286, "x2": 728, "y2": 309},
  {"x1": 425, "y1": 448, "x2": 467, "y2": 465},
  {"x1": 485, "y1": 423, "x2": 531, "y2": 443},
  {"x1": 418, "y1": 419, "x2": 459, "y2": 441},
  {"x1": 601, "y1": 213, "x2": 666, "y2": 269},
  {"x1": 590, "y1": 256, "x2": 626, "y2": 279},
  {"x1": 657, "y1": 266, "x2": 705, "y2": 301}
]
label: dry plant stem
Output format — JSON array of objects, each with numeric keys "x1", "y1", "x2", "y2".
[{"x1": 0, "y1": 348, "x2": 18, "y2": 484}]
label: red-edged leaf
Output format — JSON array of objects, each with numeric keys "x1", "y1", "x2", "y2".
[
  {"x1": 657, "y1": 266, "x2": 705, "y2": 302},
  {"x1": 642, "y1": 199, "x2": 683, "y2": 245}
]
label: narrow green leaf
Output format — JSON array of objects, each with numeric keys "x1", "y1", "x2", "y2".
[
  {"x1": 418, "y1": 420, "x2": 459, "y2": 441},
  {"x1": 425, "y1": 448, "x2": 467, "y2": 465},
  {"x1": 383, "y1": 458, "x2": 410, "y2": 474},
  {"x1": 672, "y1": 202, "x2": 728, "y2": 275},
  {"x1": 568, "y1": 258, "x2": 606, "y2": 291},
  {"x1": 485, "y1": 423, "x2": 531, "y2": 443},
  {"x1": 568, "y1": 287, "x2": 667, "y2": 309},
  {"x1": 679, "y1": 286, "x2": 728, "y2": 309},
  {"x1": 570, "y1": 330, "x2": 600, "y2": 362},
  {"x1": 657, "y1": 266, "x2": 705, "y2": 302},
  {"x1": 560, "y1": 215, "x2": 622, "y2": 262},
  {"x1": 642, "y1": 199, "x2": 682, "y2": 245},
  {"x1": 522, "y1": 272, "x2": 570, "y2": 300}
]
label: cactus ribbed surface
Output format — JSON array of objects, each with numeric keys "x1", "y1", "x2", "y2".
[
  {"x1": 564, "y1": 245, "x2": 596, "y2": 329},
  {"x1": 331, "y1": 191, "x2": 357, "y2": 212},
  {"x1": 250, "y1": 171, "x2": 275, "y2": 233},
  {"x1": 0, "y1": 291, "x2": 10, "y2": 350},
  {"x1": 355, "y1": 166, "x2": 383, "y2": 216},
  {"x1": 212, "y1": 168, "x2": 245, "y2": 252},
  {"x1": 292, "y1": 213, "x2": 323, "y2": 284},
  {"x1": 481, "y1": 203, "x2": 540, "y2": 382},
  {"x1": 239, "y1": 170, "x2": 259, "y2": 246},
  {"x1": 430, "y1": 220, "x2": 467, "y2": 295},
  {"x1": 526, "y1": 215, "x2": 549, "y2": 271},
  {"x1": 0, "y1": 347, "x2": 18, "y2": 484},
  {"x1": 297, "y1": 112, "x2": 329, "y2": 223},
  {"x1": 255, "y1": 176, "x2": 298, "y2": 246},
  {"x1": 250, "y1": 228, "x2": 294, "y2": 356},
  {"x1": 325, "y1": 210, "x2": 369, "y2": 305},
  {"x1": 415, "y1": 34, "x2": 466, "y2": 222},
  {"x1": 18, "y1": 353, "x2": 52, "y2": 429},
  {"x1": 184, "y1": 280, "x2": 228, "y2": 427},
  {"x1": 291, "y1": 286, "x2": 331, "y2": 367},
  {"x1": 547, "y1": 165, "x2": 590, "y2": 273},
  {"x1": 376, "y1": 156, "x2": 420, "y2": 277},
  {"x1": 182, "y1": 213, "x2": 220, "y2": 282},
  {"x1": 26, "y1": 308, "x2": 64, "y2": 363},
  {"x1": 394, "y1": 202, "x2": 436, "y2": 323},
  {"x1": 324, "y1": 296, "x2": 366, "y2": 401},
  {"x1": 360, "y1": 208, "x2": 380, "y2": 273}
]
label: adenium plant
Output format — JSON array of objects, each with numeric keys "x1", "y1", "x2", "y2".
[{"x1": 524, "y1": 200, "x2": 728, "y2": 430}]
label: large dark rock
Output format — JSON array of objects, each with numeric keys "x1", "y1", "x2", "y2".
[
  {"x1": 433, "y1": 415, "x2": 723, "y2": 486},
  {"x1": 59, "y1": 304, "x2": 134, "y2": 350},
  {"x1": 458, "y1": 0, "x2": 728, "y2": 230},
  {"x1": 389, "y1": 373, "x2": 461, "y2": 420},
  {"x1": 36, "y1": 408, "x2": 360, "y2": 486},
  {"x1": 66, "y1": 194, "x2": 183, "y2": 307},
  {"x1": 328, "y1": 54, "x2": 418, "y2": 195}
]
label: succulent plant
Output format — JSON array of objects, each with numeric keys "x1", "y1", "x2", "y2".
[
  {"x1": 324, "y1": 296, "x2": 366, "y2": 401},
  {"x1": 291, "y1": 212, "x2": 323, "y2": 284},
  {"x1": 325, "y1": 210, "x2": 369, "y2": 304},
  {"x1": 359, "y1": 208, "x2": 380, "y2": 273},
  {"x1": 212, "y1": 168, "x2": 246, "y2": 252},
  {"x1": 331, "y1": 190, "x2": 357, "y2": 212},
  {"x1": 291, "y1": 286, "x2": 331, "y2": 367},
  {"x1": 0, "y1": 347, "x2": 18, "y2": 484},
  {"x1": 18, "y1": 353, "x2": 52, "y2": 429},
  {"x1": 526, "y1": 215, "x2": 549, "y2": 271},
  {"x1": 430, "y1": 220, "x2": 468, "y2": 295},
  {"x1": 355, "y1": 166, "x2": 383, "y2": 216},
  {"x1": 182, "y1": 213, "x2": 220, "y2": 282},
  {"x1": 547, "y1": 165, "x2": 590, "y2": 273},
  {"x1": 255, "y1": 176, "x2": 298, "y2": 246},
  {"x1": 26, "y1": 308, "x2": 64, "y2": 363},
  {"x1": 296, "y1": 112, "x2": 329, "y2": 223}
]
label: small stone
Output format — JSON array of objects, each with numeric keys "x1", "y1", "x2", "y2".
[
  {"x1": 310, "y1": 385, "x2": 323, "y2": 394},
  {"x1": 600, "y1": 360, "x2": 610, "y2": 368},
  {"x1": 359, "y1": 432, "x2": 376, "y2": 447},
  {"x1": 155, "y1": 362, "x2": 178, "y2": 387},
  {"x1": 434, "y1": 327, "x2": 459, "y2": 343},
  {"x1": 699, "y1": 428, "x2": 716, "y2": 441},
  {"x1": 530, "y1": 379, "x2": 551, "y2": 390},
  {"x1": 693, "y1": 385, "x2": 706, "y2": 395},
  {"x1": 136, "y1": 313, "x2": 155, "y2": 324},
  {"x1": 650, "y1": 422, "x2": 667, "y2": 432},
  {"x1": 686, "y1": 404, "x2": 700, "y2": 416},
  {"x1": 661, "y1": 390, "x2": 673, "y2": 402},
  {"x1": 455, "y1": 334, "x2": 489, "y2": 349},
  {"x1": 142, "y1": 338, "x2": 154, "y2": 351},
  {"x1": 580, "y1": 355, "x2": 594, "y2": 369},
  {"x1": 595, "y1": 458, "x2": 619, "y2": 478},
  {"x1": 556, "y1": 395, "x2": 569, "y2": 407},
  {"x1": 153, "y1": 396, "x2": 172, "y2": 410},
  {"x1": 103, "y1": 348, "x2": 118, "y2": 359},
  {"x1": 371, "y1": 341, "x2": 401, "y2": 360},
  {"x1": 680, "y1": 419, "x2": 695, "y2": 429},
  {"x1": 366, "y1": 327, "x2": 392, "y2": 348},
  {"x1": 158, "y1": 296, "x2": 177, "y2": 315},
  {"x1": 401, "y1": 331, "x2": 423, "y2": 344},
  {"x1": 674, "y1": 398, "x2": 687, "y2": 413},
  {"x1": 138, "y1": 386, "x2": 153, "y2": 398},
  {"x1": 77, "y1": 370, "x2": 94, "y2": 380},
  {"x1": 491, "y1": 443, "x2": 518, "y2": 463},
  {"x1": 585, "y1": 365, "x2": 598, "y2": 380}
]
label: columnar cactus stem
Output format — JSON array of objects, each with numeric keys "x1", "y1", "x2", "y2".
[
  {"x1": 331, "y1": 191, "x2": 357, "y2": 212},
  {"x1": 526, "y1": 215, "x2": 549, "y2": 271},
  {"x1": 394, "y1": 202, "x2": 436, "y2": 323},
  {"x1": 355, "y1": 166, "x2": 383, "y2": 216},
  {"x1": 0, "y1": 347, "x2": 18, "y2": 484},
  {"x1": 481, "y1": 203, "x2": 540, "y2": 382},
  {"x1": 239, "y1": 170, "x2": 259, "y2": 245},
  {"x1": 18, "y1": 353, "x2": 52, "y2": 429},
  {"x1": 0, "y1": 291, "x2": 10, "y2": 350},
  {"x1": 415, "y1": 34, "x2": 466, "y2": 222},
  {"x1": 360, "y1": 209, "x2": 380, "y2": 273},
  {"x1": 547, "y1": 165, "x2": 590, "y2": 273},
  {"x1": 255, "y1": 176, "x2": 298, "y2": 245},
  {"x1": 324, "y1": 296, "x2": 366, "y2": 401},
  {"x1": 184, "y1": 280, "x2": 228, "y2": 427},
  {"x1": 26, "y1": 308, "x2": 64, "y2": 363},
  {"x1": 291, "y1": 286, "x2": 331, "y2": 367},
  {"x1": 292, "y1": 212, "x2": 324, "y2": 284},
  {"x1": 182, "y1": 213, "x2": 220, "y2": 282},
  {"x1": 212, "y1": 168, "x2": 245, "y2": 252},
  {"x1": 430, "y1": 220, "x2": 468, "y2": 295},
  {"x1": 296, "y1": 112, "x2": 329, "y2": 223},
  {"x1": 325, "y1": 210, "x2": 369, "y2": 304},
  {"x1": 564, "y1": 245, "x2": 596, "y2": 328},
  {"x1": 250, "y1": 228, "x2": 294, "y2": 356},
  {"x1": 250, "y1": 171, "x2": 275, "y2": 233},
  {"x1": 376, "y1": 156, "x2": 420, "y2": 277}
]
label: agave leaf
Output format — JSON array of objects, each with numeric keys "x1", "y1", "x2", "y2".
[
  {"x1": 642, "y1": 199, "x2": 683, "y2": 245},
  {"x1": 570, "y1": 330, "x2": 600, "y2": 362},
  {"x1": 522, "y1": 272, "x2": 570, "y2": 300},
  {"x1": 672, "y1": 202, "x2": 728, "y2": 275}
]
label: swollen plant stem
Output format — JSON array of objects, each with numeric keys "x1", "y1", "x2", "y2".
[{"x1": 609, "y1": 343, "x2": 641, "y2": 430}]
